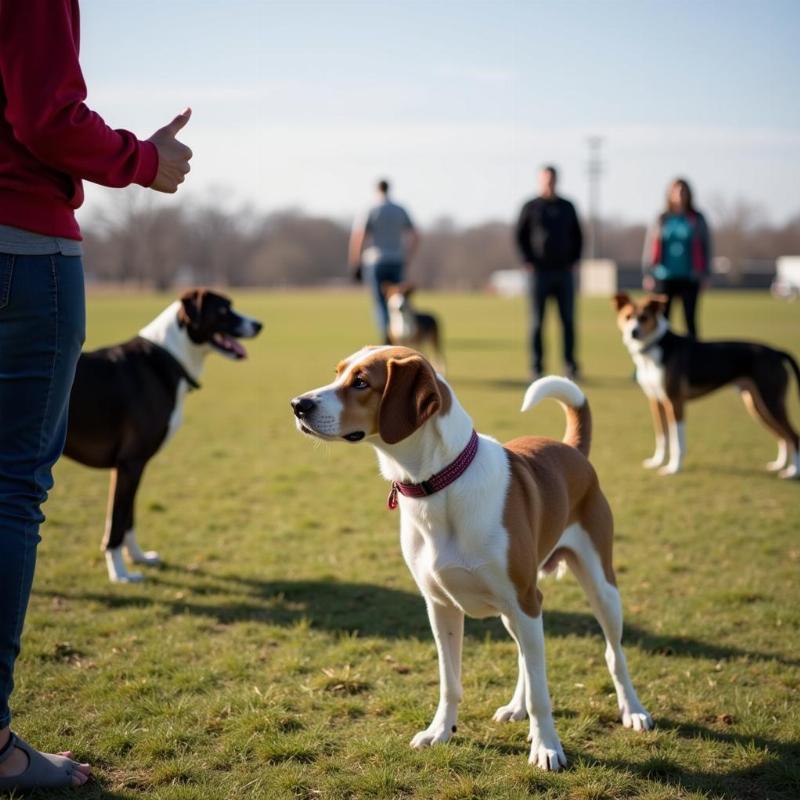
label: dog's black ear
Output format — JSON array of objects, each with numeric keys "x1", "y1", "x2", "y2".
[
  {"x1": 178, "y1": 288, "x2": 205, "y2": 327},
  {"x1": 379, "y1": 354, "x2": 442, "y2": 444},
  {"x1": 645, "y1": 294, "x2": 669, "y2": 314},
  {"x1": 612, "y1": 292, "x2": 631, "y2": 311}
]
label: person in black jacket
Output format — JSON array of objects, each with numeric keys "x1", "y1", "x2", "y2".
[{"x1": 515, "y1": 165, "x2": 583, "y2": 380}]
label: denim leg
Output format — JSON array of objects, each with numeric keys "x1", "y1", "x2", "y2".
[
  {"x1": 528, "y1": 271, "x2": 550, "y2": 373},
  {"x1": 554, "y1": 270, "x2": 577, "y2": 370},
  {"x1": 368, "y1": 260, "x2": 404, "y2": 342},
  {"x1": 0, "y1": 253, "x2": 85, "y2": 728}
]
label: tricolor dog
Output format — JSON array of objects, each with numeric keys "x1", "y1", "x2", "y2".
[
  {"x1": 383, "y1": 283, "x2": 445, "y2": 374},
  {"x1": 613, "y1": 292, "x2": 800, "y2": 478},
  {"x1": 291, "y1": 346, "x2": 652, "y2": 769},
  {"x1": 64, "y1": 288, "x2": 262, "y2": 583}
]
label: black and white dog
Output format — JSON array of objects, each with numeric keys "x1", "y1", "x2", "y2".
[{"x1": 64, "y1": 289, "x2": 262, "y2": 582}]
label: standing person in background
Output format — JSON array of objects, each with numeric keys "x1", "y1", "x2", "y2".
[
  {"x1": 515, "y1": 165, "x2": 583, "y2": 380},
  {"x1": 642, "y1": 178, "x2": 712, "y2": 338},
  {"x1": 0, "y1": 1, "x2": 192, "y2": 790},
  {"x1": 349, "y1": 179, "x2": 420, "y2": 344}
]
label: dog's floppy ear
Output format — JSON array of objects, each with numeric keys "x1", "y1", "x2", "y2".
[
  {"x1": 612, "y1": 292, "x2": 631, "y2": 311},
  {"x1": 379, "y1": 354, "x2": 442, "y2": 444},
  {"x1": 402, "y1": 282, "x2": 416, "y2": 297},
  {"x1": 178, "y1": 288, "x2": 206, "y2": 327},
  {"x1": 380, "y1": 281, "x2": 396, "y2": 298},
  {"x1": 645, "y1": 294, "x2": 669, "y2": 314}
]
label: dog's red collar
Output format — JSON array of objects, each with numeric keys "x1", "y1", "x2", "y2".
[{"x1": 387, "y1": 430, "x2": 479, "y2": 510}]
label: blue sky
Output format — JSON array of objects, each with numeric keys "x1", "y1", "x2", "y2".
[{"x1": 80, "y1": 0, "x2": 800, "y2": 226}]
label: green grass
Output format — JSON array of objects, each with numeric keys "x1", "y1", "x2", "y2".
[{"x1": 11, "y1": 290, "x2": 800, "y2": 799}]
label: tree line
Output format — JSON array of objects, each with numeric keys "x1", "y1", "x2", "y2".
[{"x1": 82, "y1": 190, "x2": 800, "y2": 290}]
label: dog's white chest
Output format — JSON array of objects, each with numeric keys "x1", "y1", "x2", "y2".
[
  {"x1": 403, "y1": 526, "x2": 505, "y2": 619},
  {"x1": 634, "y1": 350, "x2": 666, "y2": 400},
  {"x1": 389, "y1": 311, "x2": 416, "y2": 343},
  {"x1": 164, "y1": 381, "x2": 189, "y2": 444}
]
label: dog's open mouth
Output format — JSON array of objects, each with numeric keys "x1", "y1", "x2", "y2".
[{"x1": 211, "y1": 332, "x2": 247, "y2": 360}]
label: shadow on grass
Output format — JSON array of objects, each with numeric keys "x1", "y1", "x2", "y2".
[
  {"x1": 38, "y1": 571, "x2": 800, "y2": 667},
  {"x1": 577, "y1": 716, "x2": 800, "y2": 800}
]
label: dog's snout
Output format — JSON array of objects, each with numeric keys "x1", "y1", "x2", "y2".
[
  {"x1": 251, "y1": 320, "x2": 263, "y2": 335},
  {"x1": 631, "y1": 328, "x2": 640, "y2": 340},
  {"x1": 291, "y1": 397, "x2": 316, "y2": 418}
]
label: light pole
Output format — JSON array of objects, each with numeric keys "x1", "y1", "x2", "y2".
[{"x1": 586, "y1": 136, "x2": 604, "y2": 259}]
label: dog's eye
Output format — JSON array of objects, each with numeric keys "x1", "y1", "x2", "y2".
[
  {"x1": 637, "y1": 314, "x2": 647, "y2": 323},
  {"x1": 626, "y1": 313, "x2": 633, "y2": 321},
  {"x1": 352, "y1": 376, "x2": 368, "y2": 389}
]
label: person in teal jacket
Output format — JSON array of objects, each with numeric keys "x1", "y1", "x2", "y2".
[{"x1": 642, "y1": 178, "x2": 712, "y2": 338}]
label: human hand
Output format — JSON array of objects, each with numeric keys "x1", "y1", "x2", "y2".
[
  {"x1": 148, "y1": 108, "x2": 193, "y2": 193},
  {"x1": 642, "y1": 274, "x2": 655, "y2": 291}
]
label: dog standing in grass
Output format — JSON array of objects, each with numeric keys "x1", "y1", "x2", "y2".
[
  {"x1": 613, "y1": 292, "x2": 800, "y2": 478},
  {"x1": 382, "y1": 282, "x2": 446, "y2": 374},
  {"x1": 291, "y1": 346, "x2": 652, "y2": 769},
  {"x1": 64, "y1": 288, "x2": 262, "y2": 582}
]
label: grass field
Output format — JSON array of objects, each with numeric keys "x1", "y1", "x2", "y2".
[{"x1": 12, "y1": 290, "x2": 800, "y2": 799}]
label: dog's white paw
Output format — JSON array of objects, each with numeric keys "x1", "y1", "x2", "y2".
[
  {"x1": 778, "y1": 464, "x2": 799, "y2": 480},
  {"x1": 410, "y1": 722, "x2": 455, "y2": 749},
  {"x1": 528, "y1": 738, "x2": 567, "y2": 770},
  {"x1": 493, "y1": 702, "x2": 527, "y2": 723},
  {"x1": 110, "y1": 571, "x2": 145, "y2": 584},
  {"x1": 642, "y1": 456, "x2": 665, "y2": 469},
  {"x1": 658, "y1": 463, "x2": 681, "y2": 476},
  {"x1": 621, "y1": 706, "x2": 654, "y2": 732},
  {"x1": 766, "y1": 459, "x2": 786, "y2": 472},
  {"x1": 130, "y1": 550, "x2": 161, "y2": 566}
]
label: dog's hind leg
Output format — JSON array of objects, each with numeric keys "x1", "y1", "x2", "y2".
[
  {"x1": 562, "y1": 514, "x2": 652, "y2": 732},
  {"x1": 102, "y1": 460, "x2": 146, "y2": 583},
  {"x1": 740, "y1": 377, "x2": 799, "y2": 479},
  {"x1": 492, "y1": 615, "x2": 527, "y2": 723},
  {"x1": 410, "y1": 600, "x2": 464, "y2": 749}
]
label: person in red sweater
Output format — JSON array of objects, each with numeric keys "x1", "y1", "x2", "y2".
[{"x1": 0, "y1": 2, "x2": 192, "y2": 790}]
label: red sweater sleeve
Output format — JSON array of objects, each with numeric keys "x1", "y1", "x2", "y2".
[{"x1": 0, "y1": 0, "x2": 158, "y2": 188}]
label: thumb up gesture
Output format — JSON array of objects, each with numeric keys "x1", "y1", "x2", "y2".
[{"x1": 148, "y1": 108, "x2": 193, "y2": 193}]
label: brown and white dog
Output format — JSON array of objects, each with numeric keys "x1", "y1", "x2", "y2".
[
  {"x1": 64, "y1": 289, "x2": 262, "y2": 583},
  {"x1": 382, "y1": 283, "x2": 446, "y2": 374},
  {"x1": 613, "y1": 292, "x2": 800, "y2": 478},
  {"x1": 291, "y1": 347, "x2": 652, "y2": 769}
]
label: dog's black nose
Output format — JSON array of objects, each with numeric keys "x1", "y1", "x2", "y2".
[
  {"x1": 631, "y1": 329, "x2": 640, "y2": 340},
  {"x1": 291, "y1": 397, "x2": 316, "y2": 418},
  {"x1": 252, "y1": 321, "x2": 263, "y2": 334}
]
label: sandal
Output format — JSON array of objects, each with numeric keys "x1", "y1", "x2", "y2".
[{"x1": 0, "y1": 731, "x2": 85, "y2": 791}]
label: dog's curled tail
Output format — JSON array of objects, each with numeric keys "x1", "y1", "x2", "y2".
[
  {"x1": 520, "y1": 376, "x2": 592, "y2": 457},
  {"x1": 780, "y1": 350, "x2": 800, "y2": 401}
]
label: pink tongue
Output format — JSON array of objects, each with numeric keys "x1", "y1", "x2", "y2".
[{"x1": 215, "y1": 333, "x2": 247, "y2": 358}]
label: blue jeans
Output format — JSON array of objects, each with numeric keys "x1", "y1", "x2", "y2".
[
  {"x1": 366, "y1": 259, "x2": 404, "y2": 342},
  {"x1": 0, "y1": 253, "x2": 85, "y2": 728},
  {"x1": 528, "y1": 269, "x2": 577, "y2": 374}
]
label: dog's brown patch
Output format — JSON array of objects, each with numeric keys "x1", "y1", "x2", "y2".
[{"x1": 502, "y1": 437, "x2": 615, "y2": 617}]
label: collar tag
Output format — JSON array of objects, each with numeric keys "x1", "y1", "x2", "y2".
[{"x1": 387, "y1": 484, "x2": 399, "y2": 511}]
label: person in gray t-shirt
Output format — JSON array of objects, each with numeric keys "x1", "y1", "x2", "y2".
[{"x1": 349, "y1": 179, "x2": 419, "y2": 343}]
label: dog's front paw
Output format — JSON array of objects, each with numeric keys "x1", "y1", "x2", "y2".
[
  {"x1": 642, "y1": 455, "x2": 666, "y2": 469},
  {"x1": 658, "y1": 463, "x2": 681, "y2": 476},
  {"x1": 410, "y1": 722, "x2": 455, "y2": 749},
  {"x1": 492, "y1": 702, "x2": 527, "y2": 723},
  {"x1": 621, "y1": 705, "x2": 654, "y2": 732},
  {"x1": 528, "y1": 738, "x2": 567, "y2": 770},
  {"x1": 130, "y1": 550, "x2": 161, "y2": 566},
  {"x1": 778, "y1": 464, "x2": 799, "y2": 480}
]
